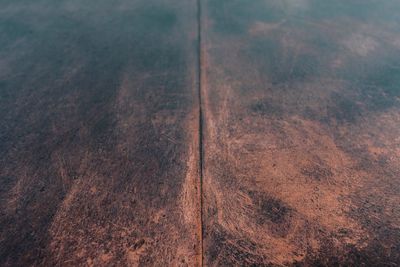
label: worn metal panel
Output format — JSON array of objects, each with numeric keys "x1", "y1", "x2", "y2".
[
  {"x1": 0, "y1": 0, "x2": 201, "y2": 266},
  {"x1": 202, "y1": 0, "x2": 400, "y2": 265}
]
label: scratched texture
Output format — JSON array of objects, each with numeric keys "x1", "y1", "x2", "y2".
[
  {"x1": 202, "y1": 0, "x2": 400, "y2": 266},
  {"x1": 1, "y1": 0, "x2": 400, "y2": 266},
  {"x1": 0, "y1": 0, "x2": 201, "y2": 266}
]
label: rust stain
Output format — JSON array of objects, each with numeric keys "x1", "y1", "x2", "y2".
[{"x1": 1, "y1": 0, "x2": 400, "y2": 266}]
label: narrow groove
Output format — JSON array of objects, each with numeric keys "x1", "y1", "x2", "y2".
[{"x1": 196, "y1": 0, "x2": 204, "y2": 265}]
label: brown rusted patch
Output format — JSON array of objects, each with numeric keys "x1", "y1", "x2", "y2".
[{"x1": 202, "y1": 0, "x2": 400, "y2": 265}]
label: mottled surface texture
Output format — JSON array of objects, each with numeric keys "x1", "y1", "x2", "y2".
[
  {"x1": 0, "y1": 0, "x2": 201, "y2": 266},
  {"x1": 1, "y1": 0, "x2": 400, "y2": 266},
  {"x1": 202, "y1": 0, "x2": 400, "y2": 266}
]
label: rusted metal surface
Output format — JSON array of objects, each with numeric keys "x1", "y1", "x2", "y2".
[
  {"x1": 0, "y1": 0, "x2": 201, "y2": 266},
  {"x1": 1, "y1": 0, "x2": 400, "y2": 266},
  {"x1": 202, "y1": 0, "x2": 400, "y2": 266}
]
